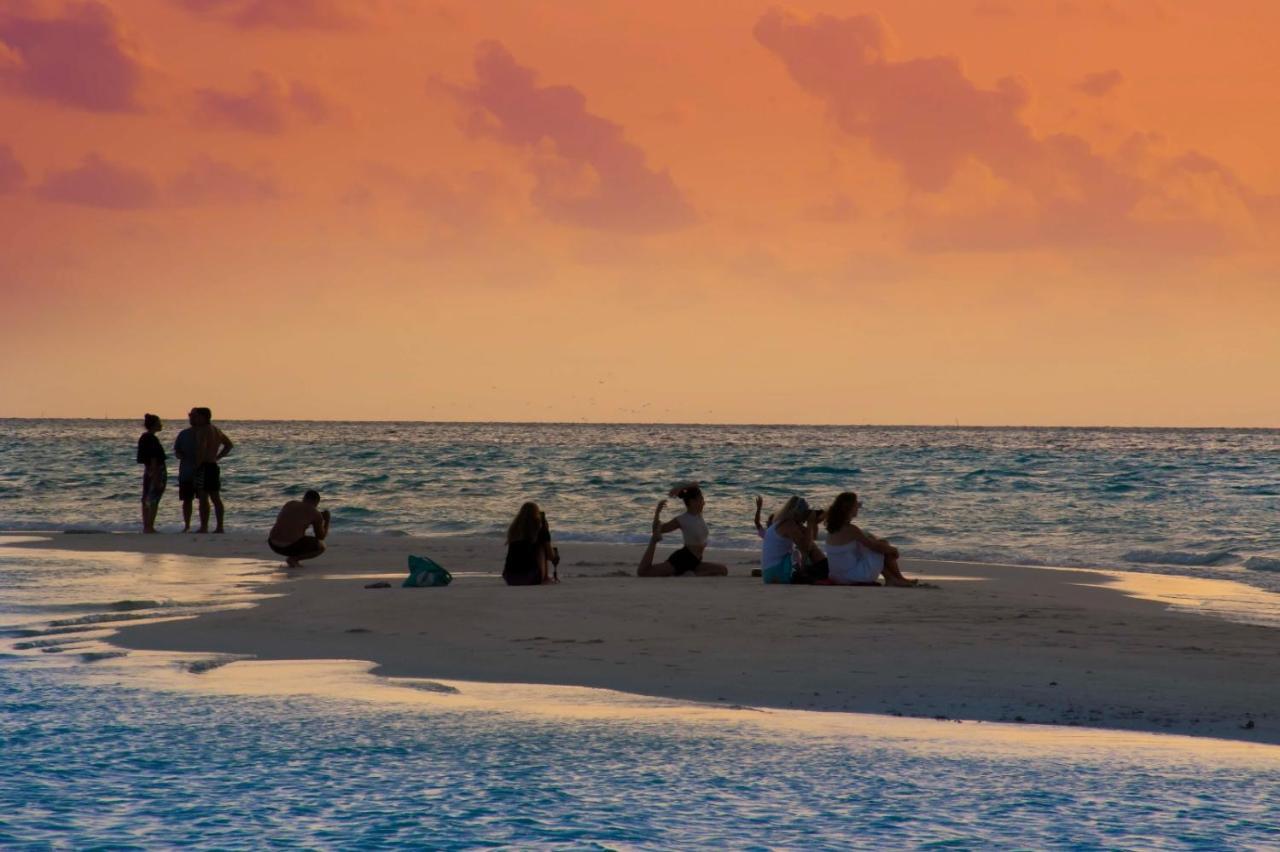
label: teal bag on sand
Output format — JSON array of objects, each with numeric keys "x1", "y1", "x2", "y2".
[{"x1": 404, "y1": 555, "x2": 452, "y2": 587}]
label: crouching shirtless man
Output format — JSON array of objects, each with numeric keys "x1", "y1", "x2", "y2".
[{"x1": 268, "y1": 490, "x2": 330, "y2": 567}]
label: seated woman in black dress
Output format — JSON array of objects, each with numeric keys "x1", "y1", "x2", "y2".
[{"x1": 503, "y1": 502, "x2": 557, "y2": 586}]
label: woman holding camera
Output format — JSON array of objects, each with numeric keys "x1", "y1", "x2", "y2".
[
  {"x1": 760, "y1": 496, "x2": 829, "y2": 583},
  {"x1": 637, "y1": 483, "x2": 729, "y2": 577}
]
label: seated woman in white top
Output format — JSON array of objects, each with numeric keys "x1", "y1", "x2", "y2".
[
  {"x1": 637, "y1": 483, "x2": 729, "y2": 577},
  {"x1": 824, "y1": 491, "x2": 917, "y2": 586},
  {"x1": 760, "y1": 496, "x2": 829, "y2": 584}
]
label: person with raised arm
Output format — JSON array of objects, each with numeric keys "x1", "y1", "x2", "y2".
[
  {"x1": 637, "y1": 483, "x2": 729, "y2": 577},
  {"x1": 753, "y1": 495, "x2": 771, "y2": 539}
]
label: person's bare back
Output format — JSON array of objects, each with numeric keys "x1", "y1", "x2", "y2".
[{"x1": 269, "y1": 500, "x2": 323, "y2": 547}]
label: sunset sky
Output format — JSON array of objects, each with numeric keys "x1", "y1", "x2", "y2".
[{"x1": 2, "y1": 0, "x2": 1277, "y2": 425}]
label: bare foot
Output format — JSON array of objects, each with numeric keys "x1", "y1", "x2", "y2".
[
  {"x1": 286, "y1": 557, "x2": 301, "y2": 568},
  {"x1": 196, "y1": 527, "x2": 209, "y2": 534},
  {"x1": 214, "y1": 528, "x2": 225, "y2": 534},
  {"x1": 886, "y1": 577, "x2": 918, "y2": 587},
  {"x1": 652, "y1": 500, "x2": 667, "y2": 536}
]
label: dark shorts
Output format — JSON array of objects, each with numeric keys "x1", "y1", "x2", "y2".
[
  {"x1": 194, "y1": 463, "x2": 221, "y2": 494},
  {"x1": 142, "y1": 470, "x2": 166, "y2": 503},
  {"x1": 792, "y1": 557, "x2": 830, "y2": 585},
  {"x1": 269, "y1": 536, "x2": 323, "y2": 559},
  {"x1": 178, "y1": 479, "x2": 196, "y2": 501},
  {"x1": 669, "y1": 547, "x2": 702, "y2": 575}
]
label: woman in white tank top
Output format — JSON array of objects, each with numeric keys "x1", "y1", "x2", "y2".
[
  {"x1": 636, "y1": 483, "x2": 730, "y2": 577},
  {"x1": 823, "y1": 491, "x2": 917, "y2": 586},
  {"x1": 760, "y1": 496, "x2": 829, "y2": 583}
]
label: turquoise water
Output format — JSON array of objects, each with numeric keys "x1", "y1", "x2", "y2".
[
  {"x1": 3, "y1": 662, "x2": 1279, "y2": 849},
  {"x1": 2, "y1": 540, "x2": 1278, "y2": 849},
  {"x1": 3, "y1": 420, "x2": 1279, "y2": 590}
]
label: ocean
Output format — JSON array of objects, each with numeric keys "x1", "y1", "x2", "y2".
[
  {"x1": 2, "y1": 420, "x2": 1280, "y2": 847},
  {"x1": 3, "y1": 420, "x2": 1278, "y2": 590}
]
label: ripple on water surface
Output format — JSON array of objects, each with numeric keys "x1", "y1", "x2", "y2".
[
  {"x1": 2, "y1": 661, "x2": 1279, "y2": 850},
  {"x1": 2, "y1": 540, "x2": 1280, "y2": 847}
]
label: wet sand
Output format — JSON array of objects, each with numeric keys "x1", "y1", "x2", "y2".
[{"x1": 15, "y1": 532, "x2": 1280, "y2": 744}]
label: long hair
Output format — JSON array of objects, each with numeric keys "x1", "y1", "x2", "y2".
[
  {"x1": 825, "y1": 492, "x2": 858, "y2": 533},
  {"x1": 773, "y1": 496, "x2": 809, "y2": 526},
  {"x1": 506, "y1": 501, "x2": 543, "y2": 545}
]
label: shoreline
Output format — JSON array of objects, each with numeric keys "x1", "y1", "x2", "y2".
[{"x1": 9, "y1": 532, "x2": 1280, "y2": 745}]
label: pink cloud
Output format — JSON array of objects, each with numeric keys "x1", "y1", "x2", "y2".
[
  {"x1": 754, "y1": 7, "x2": 1273, "y2": 255},
  {"x1": 448, "y1": 41, "x2": 695, "y2": 233},
  {"x1": 0, "y1": 1, "x2": 144, "y2": 112},
  {"x1": 172, "y1": 0, "x2": 361, "y2": 30},
  {"x1": 36, "y1": 154, "x2": 158, "y2": 209},
  {"x1": 169, "y1": 155, "x2": 279, "y2": 204},
  {"x1": 0, "y1": 143, "x2": 25, "y2": 193},
  {"x1": 194, "y1": 72, "x2": 332, "y2": 134},
  {"x1": 1077, "y1": 69, "x2": 1124, "y2": 97}
]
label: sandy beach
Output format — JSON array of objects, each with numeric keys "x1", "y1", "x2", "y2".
[{"x1": 12, "y1": 531, "x2": 1277, "y2": 745}]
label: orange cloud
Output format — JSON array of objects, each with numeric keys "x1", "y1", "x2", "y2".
[
  {"x1": 755, "y1": 7, "x2": 1273, "y2": 255},
  {"x1": 1077, "y1": 68, "x2": 1124, "y2": 96},
  {"x1": 0, "y1": 1, "x2": 144, "y2": 112},
  {"x1": 448, "y1": 41, "x2": 695, "y2": 233},
  {"x1": 172, "y1": 0, "x2": 361, "y2": 30},
  {"x1": 169, "y1": 155, "x2": 278, "y2": 204},
  {"x1": 0, "y1": 143, "x2": 24, "y2": 192},
  {"x1": 35, "y1": 153, "x2": 158, "y2": 208},
  {"x1": 194, "y1": 71, "x2": 331, "y2": 134}
]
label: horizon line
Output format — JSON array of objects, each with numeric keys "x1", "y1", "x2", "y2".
[{"x1": 1, "y1": 416, "x2": 1276, "y2": 431}]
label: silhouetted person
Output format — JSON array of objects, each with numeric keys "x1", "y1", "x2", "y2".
[
  {"x1": 268, "y1": 490, "x2": 330, "y2": 567},
  {"x1": 192, "y1": 407, "x2": 232, "y2": 533},
  {"x1": 503, "y1": 502, "x2": 557, "y2": 585},
  {"x1": 637, "y1": 483, "x2": 730, "y2": 577},
  {"x1": 173, "y1": 409, "x2": 199, "y2": 532},
  {"x1": 136, "y1": 414, "x2": 167, "y2": 534}
]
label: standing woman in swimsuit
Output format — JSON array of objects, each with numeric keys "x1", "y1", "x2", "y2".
[{"x1": 637, "y1": 483, "x2": 729, "y2": 577}]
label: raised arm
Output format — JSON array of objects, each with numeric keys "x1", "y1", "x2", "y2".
[
  {"x1": 652, "y1": 499, "x2": 681, "y2": 534},
  {"x1": 753, "y1": 496, "x2": 764, "y2": 533},
  {"x1": 776, "y1": 518, "x2": 813, "y2": 552}
]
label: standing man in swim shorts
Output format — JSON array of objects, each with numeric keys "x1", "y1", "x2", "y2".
[
  {"x1": 192, "y1": 407, "x2": 233, "y2": 534},
  {"x1": 268, "y1": 490, "x2": 330, "y2": 567},
  {"x1": 173, "y1": 410, "x2": 199, "y2": 532}
]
